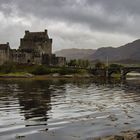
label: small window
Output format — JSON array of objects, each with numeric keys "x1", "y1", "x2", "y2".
[{"x1": 27, "y1": 59, "x2": 31, "y2": 63}]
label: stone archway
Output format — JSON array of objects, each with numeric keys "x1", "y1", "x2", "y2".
[
  {"x1": 121, "y1": 67, "x2": 140, "y2": 79},
  {"x1": 108, "y1": 68, "x2": 121, "y2": 78}
]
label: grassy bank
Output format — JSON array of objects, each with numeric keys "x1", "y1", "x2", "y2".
[
  {"x1": 0, "y1": 72, "x2": 33, "y2": 77},
  {"x1": 0, "y1": 62, "x2": 91, "y2": 79}
]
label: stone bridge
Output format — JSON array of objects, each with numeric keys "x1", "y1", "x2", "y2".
[
  {"x1": 91, "y1": 67, "x2": 140, "y2": 79},
  {"x1": 120, "y1": 67, "x2": 140, "y2": 79}
]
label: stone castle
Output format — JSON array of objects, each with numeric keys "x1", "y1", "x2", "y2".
[{"x1": 0, "y1": 29, "x2": 66, "y2": 66}]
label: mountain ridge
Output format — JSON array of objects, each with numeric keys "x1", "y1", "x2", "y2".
[
  {"x1": 55, "y1": 48, "x2": 96, "y2": 60},
  {"x1": 91, "y1": 39, "x2": 140, "y2": 61},
  {"x1": 55, "y1": 39, "x2": 140, "y2": 62}
]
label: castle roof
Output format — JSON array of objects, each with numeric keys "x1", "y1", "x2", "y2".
[{"x1": 24, "y1": 29, "x2": 49, "y2": 40}]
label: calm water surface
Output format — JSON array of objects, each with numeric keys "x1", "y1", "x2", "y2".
[{"x1": 0, "y1": 78, "x2": 140, "y2": 140}]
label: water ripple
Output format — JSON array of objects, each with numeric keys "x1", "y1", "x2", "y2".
[{"x1": 0, "y1": 79, "x2": 140, "y2": 139}]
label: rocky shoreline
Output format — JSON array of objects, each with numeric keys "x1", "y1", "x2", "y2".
[
  {"x1": 13, "y1": 130, "x2": 140, "y2": 140},
  {"x1": 93, "y1": 130, "x2": 140, "y2": 140}
]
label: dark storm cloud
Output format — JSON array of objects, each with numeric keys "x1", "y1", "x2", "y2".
[
  {"x1": 87, "y1": 0, "x2": 140, "y2": 15},
  {"x1": 0, "y1": 0, "x2": 139, "y2": 50},
  {"x1": 1, "y1": 0, "x2": 139, "y2": 35}
]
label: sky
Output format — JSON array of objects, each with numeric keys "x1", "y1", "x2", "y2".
[{"x1": 0, "y1": 0, "x2": 140, "y2": 51}]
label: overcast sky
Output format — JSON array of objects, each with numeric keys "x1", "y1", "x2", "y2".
[{"x1": 0, "y1": 0, "x2": 140, "y2": 51}]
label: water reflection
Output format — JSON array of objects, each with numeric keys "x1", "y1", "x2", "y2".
[
  {"x1": 0, "y1": 78, "x2": 140, "y2": 140},
  {"x1": 17, "y1": 81, "x2": 52, "y2": 126},
  {"x1": 0, "y1": 80, "x2": 68, "y2": 127}
]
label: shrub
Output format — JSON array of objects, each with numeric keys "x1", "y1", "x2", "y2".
[
  {"x1": 59, "y1": 67, "x2": 80, "y2": 75},
  {"x1": 0, "y1": 62, "x2": 16, "y2": 73},
  {"x1": 95, "y1": 61, "x2": 106, "y2": 69},
  {"x1": 31, "y1": 65, "x2": 50, "y2": 75},
  {"x1": 109, "y1": 64, "x2": 123, "y2": 69}
]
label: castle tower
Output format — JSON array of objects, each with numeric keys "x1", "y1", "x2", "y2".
[{"x1": 19, "y1": 29, "x2": 52, "y2": 55}]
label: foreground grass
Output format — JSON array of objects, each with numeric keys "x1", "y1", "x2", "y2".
[
  {"x1": 0, "y1": 63, "x2": 90, "y2": 76},
  {"x1": 0, "y1": 72, "x2": 33, "y2": 77},
  {"x1": 0, "y1": 63, "x2": 92, "y2": 80}
]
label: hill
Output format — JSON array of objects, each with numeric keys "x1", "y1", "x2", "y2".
[
  {"x1": 90, "y1": 39, "x2": 140, "y2": 62},
  {"x1": 55, "y1": 48, "x2": 96, "y2": 60},
  {"x1": 55, "y1": 39, "x2": 140, "y2": 63}
]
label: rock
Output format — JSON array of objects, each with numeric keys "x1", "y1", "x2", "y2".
[
  {"x1": 15, "y1": 135, "x2": 25, "y2": 139},
  {"x1": 25, "y1": 73, "x2": 34, "y2": 77},
  {"x1": 52, "y1": 73, "x2": 60, "y2": 77},
  {"x1": 137, "y1": 132, "x2": 140, "y2": 138},
  {"x1": 94, "y1": 137, "x2": 101, "y2": 140},
  {"x1": 86, "y1": 137, "x2": 101, "y2": 140},
  {"x1": 124, "y1": 131, "x2": 136, "y2": 140},
  {"x1": 64, "y1": 75, "x2": 73, "y2": 78},
  {"x1": 108, "y1": 114, "x2": 118, "y2": 121},
  {"x1": 124, "y1": 122, "x2": 130, "y2": 125},
  {"x1": 114, "y1": 135, "x2": 124, "y2": 140}
]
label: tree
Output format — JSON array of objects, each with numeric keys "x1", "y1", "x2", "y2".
[
  {"x1": 31, "y1": 65, "x2": 49, "y2": 75},
  {"x1": 95, "y1": 61, "x2": 105, "y2": 69},
  {"x1": 1, "y1": 62, "x2": 16, "y2": 73},
  {"x1": 67, "y1": 59, "x2": 77, "y2": 67},
  {"x1": 109, "y1": 64, "x2": 123, "y2": 69},
  {"x1": 109, "y1": 63, "x2": 123, "y2": 73},
  {"x1": 68, "y1": 59, "x2": 90, "y2": 68}
]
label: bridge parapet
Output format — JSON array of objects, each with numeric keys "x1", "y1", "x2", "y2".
[
  {"x1": 121, "y1": 67, "x2": 140, "y2": 79},
  {"x1": 91, "y1": 67, "x2": 140, "y2": 79}
]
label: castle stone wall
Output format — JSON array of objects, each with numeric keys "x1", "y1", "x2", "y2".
[
  {"x1": 0, "y1": 30, "x2": 66, "y2": 66},
  {"x1": 0, "y1": 43, "x2": 10, "y2": 65}
]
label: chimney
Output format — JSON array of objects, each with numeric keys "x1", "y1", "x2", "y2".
[
  {"x1": 7, "y1": 42, "x2": 9, "y2": 46},
  {"x1": 25, "y1": 30, "x2": 29, "y2": 35},
  {"x1": 45, "y1": 29, "x2": 48, "y2": 34}
]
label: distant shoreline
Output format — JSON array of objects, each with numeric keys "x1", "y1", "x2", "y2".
[
  {"x1": 0, "y1": 74, "x2": 96, "y2": 80},
  {"x1": 0, "y1": 73, "x2": 139, "y2": 81}
]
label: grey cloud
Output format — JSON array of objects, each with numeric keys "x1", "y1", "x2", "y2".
[
  {"x1": 87, "y1": 0, "x2": 140, "y2": 14},
  {"x1": 0, "y1": 0, "x2": 139, "y2": 50},
  {"x1": 0, "y1": 1, "x2": 140, "y2": 30},
  {"x1": 4, "y1": 0, "x2": 139, "y2": 36}
]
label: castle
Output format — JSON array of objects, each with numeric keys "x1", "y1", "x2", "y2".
[{"x1": 0, "y1": 29, "x2": 66, "y2": 66}]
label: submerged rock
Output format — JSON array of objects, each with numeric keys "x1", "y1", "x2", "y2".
[
  {"x1": 107, "y1": 114, "x2": 118, "y2": 121},
  {"x1": 114, "y1": 136, "x2": 124, "y2": 140},
  {"x1": 137, "y1": 132, "x2": 140, "y2": 138},
  {"x1": 52, "y1": 73, "x2": 60, "y2": 77}
]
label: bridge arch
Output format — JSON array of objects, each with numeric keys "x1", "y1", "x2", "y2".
[
  {"x1": 121, "y1": 67, "x2": 140, "y2": 79},
  {"x1": 108, "y1": 68, "x2": 121, "y2": 78},
  {"x1": 90, "y1": 67, "x2": 140, "y2": 79},
  {"x1": 123, "y1": 70, "x2": 140, "y2": 77}
]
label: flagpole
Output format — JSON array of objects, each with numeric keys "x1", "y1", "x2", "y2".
[{"x1": 106, "y1": 56, "x2": 109, "y2": 78}]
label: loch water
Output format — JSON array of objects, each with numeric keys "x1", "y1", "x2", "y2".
[{"x1": 0, "y1": 78, "x2": 140, "y2": 140}]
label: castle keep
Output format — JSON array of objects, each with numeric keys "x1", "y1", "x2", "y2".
[{"x1": 0, "y1": 29, "x2": 65, "y2": 65}]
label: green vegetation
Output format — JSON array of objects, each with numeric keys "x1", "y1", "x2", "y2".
[
  {"x1": 94, "y1": 61, "x2": 106, "y2": 69},
  {"x1": 93, "y1": 62, "x2": 123, "y2": 69},
  {"x1": 109, "y1": 63, "x2": 123, "y2": 69},
  {"x1": 32, "y1": 65, "x2": 87, "y2": 75},
  {"x1": 31, "y1": 65, "x2": 50, "y2": 75},
  {"x1": 67, "y1": 59, "x2": 90, "y2": 68},
  {"x1": 0, "y1": 62, "x2": 89, "y2": 77},
  {"x1": 0, "y1": 72, "x2": 31, "y2": 77},
  {"x1": 108, "y1": 63, "x2": 123, "y2": 75},
  {"x1": 0, "y1": 61, "x2": 134, "y2": 80},
  {"x1": 0, "y1": 62, "x2": 16, "y2": 73},
  {"x1": 59, "y1": 67, "x2": 87, "y2": 75}
]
